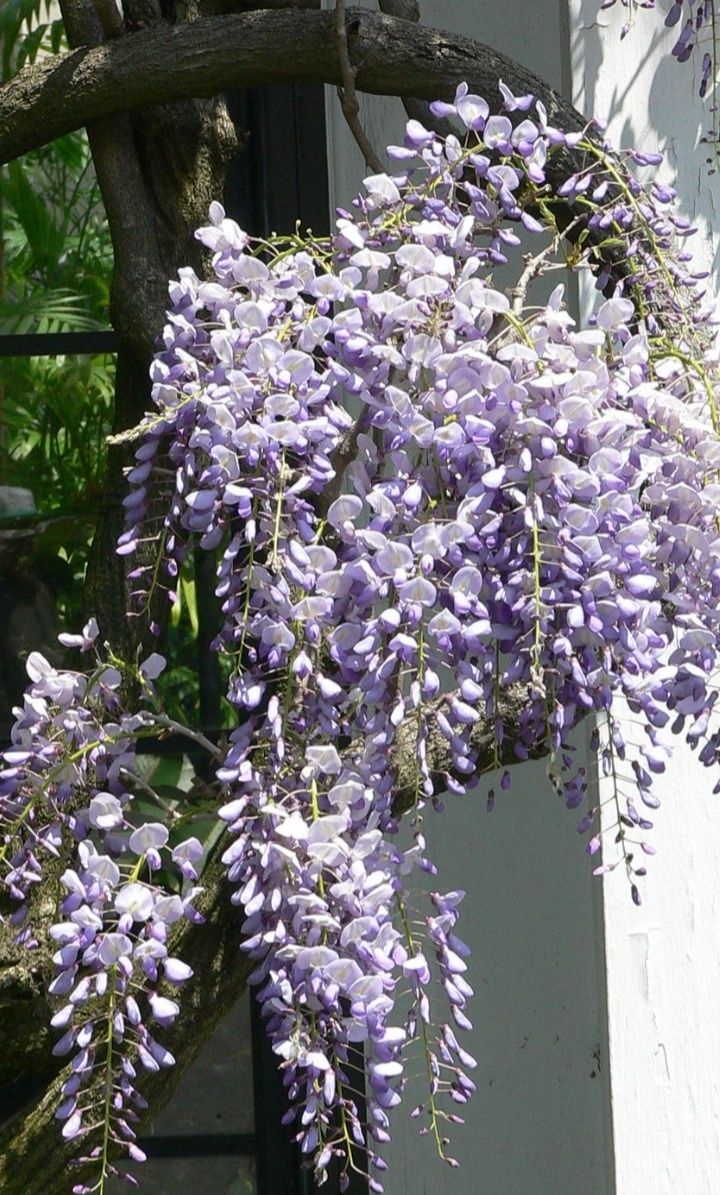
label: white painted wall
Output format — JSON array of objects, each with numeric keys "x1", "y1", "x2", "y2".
[
  {"x1": 572, "y1": 4, "x2": 720, "y2": 1192},
  {"x1": 324, "y1": 5, "x2": 615, "y2": 1194},
  {"x1": 598, "y1": 736, "x2": 720, "y2": 1195},
  {"x1": 376, "y1": 747, "x2": 614, "y2": 1195}
]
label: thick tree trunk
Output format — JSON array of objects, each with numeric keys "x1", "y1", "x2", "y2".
[
  {"x1": 81, "y1": 44, "x2": 237, "y2": 656},
  {"x1": 84, "y1": 346, "x2": 158, "y2": 658},
  {"x1": 0, "y1": 6, "x2": 245, "y2": 1186}
]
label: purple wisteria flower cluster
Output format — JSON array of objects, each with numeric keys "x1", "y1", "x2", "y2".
[
  {"x1": 112, "y1": 82, "x2": 720, "y2": 1185},
  {"x1": 602, "y1": 0, "x2": 710, "y2": 58},
  {"x1": 4, "y1": 81, "x2": 720, "y2": 1192},
  {"x1": 0, "y1": 625, "x2": 200, "y2": 1191}
]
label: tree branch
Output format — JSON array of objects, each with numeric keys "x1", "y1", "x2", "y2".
[
  {"x1": 204, "y1": 0, "x2": 321, "y2": 11},
  {"x1": 391, "y1": 688, "x2": 550, "y2": 817},
  {"x1": 376, "y1": 0, "x2": 458, "y2": 136},
  {"x1": 335, "y1": 0, "x2": 386, "y2": 174},
  {"x1": 92, "y1": 0, "x2": 125, "y2": 37},
  {"x1": 58, "y1": 0, "x2": 170, "y2": 356},
  {"x1": 0, "y1": 9, "x2": 588, "y2": 169}
]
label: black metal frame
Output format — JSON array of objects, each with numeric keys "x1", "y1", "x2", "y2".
[{"x1": 0, "y1": 330, "x2": 118, "y2": 357}]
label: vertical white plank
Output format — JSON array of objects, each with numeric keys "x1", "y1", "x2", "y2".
[
  {"x1": 571, "y1": 4, "x2": 720, "y2": 1191},
  {"x1": 376, "y1": 742, "x2": 614, "y2": 1195}
]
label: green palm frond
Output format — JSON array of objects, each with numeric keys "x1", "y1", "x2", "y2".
[
  {"x1": 0, "y1": 287, "x2": 107, "y2": 335},
  {"x1": 0, "y1": 1, "x2": 60, "y2": 77}
]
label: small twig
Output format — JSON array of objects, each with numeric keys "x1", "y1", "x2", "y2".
[
  {"x1": 510, "y1": 243, "x2": 557, "y2": 316},
  {"x1": 510, "y1": 208, "x2": 591, "y2": 316},
  {"x1": 154, "y1": 715, "x2": 225, "y2": 761},
  {"x1": 119, "y1": 765, "x2": 182, "y2": 821},
  {"x1": 334, "y1": 0, "x2": 385, "y2": 175}
]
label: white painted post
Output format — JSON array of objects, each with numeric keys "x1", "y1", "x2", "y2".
[{"x1": 572, "y1": 5, "x2": 720, "y2": 1191}]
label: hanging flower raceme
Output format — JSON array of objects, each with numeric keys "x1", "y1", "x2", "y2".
[
  {"x1": 114, "y1": 82, "x2": 720, "y2": 1188},
  {"x1": 6, "y1": 80, "x2": 720, "y2": 1192},
  {"x1": 0, "y1": 625, "x2": 200, "y2": 1191}
]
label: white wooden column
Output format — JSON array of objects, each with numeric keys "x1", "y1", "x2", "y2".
[{"x1": 571, "y1": 4, "x2": 720, "y2": 1191}]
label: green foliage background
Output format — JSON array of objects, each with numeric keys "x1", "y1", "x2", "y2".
[
  {"x1": 0, "y1": 1, "x2": 116, "y2": 623},
  {"x1": 0, "y1": 3, "x2": 228, "y2": 729}
]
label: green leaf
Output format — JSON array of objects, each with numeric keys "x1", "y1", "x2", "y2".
[
  {"x1": 181, "y1": 575, "x2": 199, "y2": 637},
  {"x1": 3, "y1": 160, "x2": 64, "y2": 274},
  {"x1": 1, "y1": 1, "x2": 59, "y2": 77}
]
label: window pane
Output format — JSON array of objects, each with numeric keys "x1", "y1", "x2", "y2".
[
  {"x1": 109, "y1": 1155, "x2": 256, "y2": 1194},
  {"x1": 150, "y1": 994, "x2": 255, "y2": 1137}
]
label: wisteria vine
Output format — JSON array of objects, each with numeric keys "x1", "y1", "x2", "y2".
[{"x1": 3, "y1": 82, "x2": 720, "y2": 1192}]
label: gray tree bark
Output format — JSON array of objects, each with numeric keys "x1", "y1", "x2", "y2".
[{"x1": 0, "y1": 9, "x2": 590, "y2": 169}]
